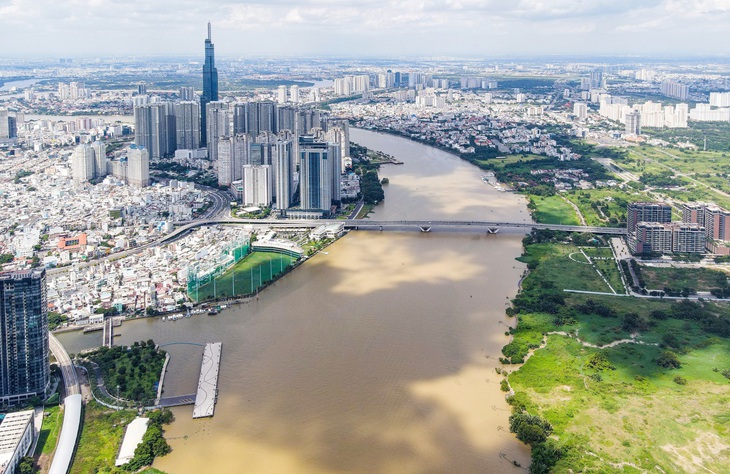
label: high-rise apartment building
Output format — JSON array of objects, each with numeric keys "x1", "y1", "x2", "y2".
[
  {"x1": 627, "y1": 202, "x2": 672, "y2": 234},
  {"x1": 625, "y1": 111, "x2": 641, "y2": 135},
  {"x1": 134, "y1": 103, "x2": 176, "y2": 159},
  {"x1": 206, "y1": 101, "x2": 229, "y2": 163},
  {"x1": 174, "y1": 101, "x2": 201, "y2": 150},
  {"x1": 179, "y1": 86, "x2": 196, "y2": 101},
  {"x1": 660, "y1": 81, "x2": 689, "y2": 100},
  {"x1": 127, "y1": 145, "x2": 150, "y2": 188},
  {"x1": 91, "y1": 140, "x2": 107, "y2": 179},
  {"x1": 0, "y1": 269, "x2": 50, "y2": 405},
  {"x1": 277, "y1": 85, "x2": 287, "y2": 105},
  {"x1": 299, "y1": 137, "x2": 342, "y2": 214},
  {"x1": 573, "y1": 102, "x2": 588, "y2": 121},
  {"x1": 290, "y1": 85, "x2": 299, "y2": 104},
  {"x1": 241, "y1": 165, "x2": 272, "y2": 206},
  {"x1": 200, "y1": 22, "x2": 219, "y2": 147},
  {"x1": 217, "y1": 134, "x2": 248, "y2": 187},
  {"x1": 0, "y1": 108, "x2": 17, "y2": 140},
  {"x1": 273, "y1": 140, "x2": 294, "y2": 211},
  {"x1": 72, "y1": 144, "x2": 96, "y2": 184}
]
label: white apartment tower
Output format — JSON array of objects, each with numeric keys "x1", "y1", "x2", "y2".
[
  {"x1": 91, "y1": 140, "x2": 107, "y2": 178},
  {"x1": 277, "y1": 85, "x2": 287, "y2": 105},
  {"x1": 242, "y1": 165, "x2": 272, "y2": 206},
  {"x1": 273, "y1": 140, "x2": 294, "y2": 210},
  {"x1": 290, "y1": 85, "x2": 299, "y2": 104},
  {"x1": 127, "y1": 145, "x2": 150, "y2": 187},
  {"x1": 72, "y1": 144, "x2": 95, "y2": 184}
]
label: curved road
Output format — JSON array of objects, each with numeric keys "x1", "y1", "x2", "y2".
[{"x1": 49, "y1": 333, "x2": 79, "y2": 396}]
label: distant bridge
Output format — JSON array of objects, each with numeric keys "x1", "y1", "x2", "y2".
[{"x1": 163, "y1": 218, "x2": 626, "y2": 243}]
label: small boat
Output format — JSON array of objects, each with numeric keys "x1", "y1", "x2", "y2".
[{"x1": 207, "y1": 308, "x2": 220, "y2": 316}]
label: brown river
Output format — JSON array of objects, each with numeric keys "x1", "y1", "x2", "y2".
[{"x1": 58, "y1": 128, "x2": 533, "y2": 473}]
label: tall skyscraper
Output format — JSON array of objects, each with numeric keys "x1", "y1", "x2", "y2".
[
  {"x1": 0, "y1": 108, "x2": 17, "y2": 140},
  {"x1": 217, "y1": 134, "x2": 248, "y2": 187},
  {"x1": 290, "y1": 85, "x2": 299, "y2": 104},
  {"x1": 0, "y1": 269, "x2": 50, "y2": 405},
  {"x1": 241, "y1": 165, "x2": 272, "y2": 206},
  {"x1": 200, "y1": 22, "x2": 219, "y2": 148},
  {"x1": 625, "y1": 111, "x2": 641, "y2": 136},
  {"x1": 273, "y1": 140, "x2": 294, "y2": 211},
  {"x1": 91, "y1": 140, "x2": 107, "y2": 178},
  {"x1": 299, "y1": 136, "x2": 338, "y2": 214},
  {"x1": 175, "y1": 101, "x2": 201, "y2": 150},
  {"x1": 179, "y1": 86, "x2": 196, "y2": 101},
  {"x1": 277, "y1": 85, "x2": 287, "y2": 105},
  {"x1": 72, "y1": 144, "x2": 95, "y2": 184},
  {"x1": 134, "y1": 103, "x2": 176, "y2": 159},
  {"x1": 127, "y1": 145, "x2": 150, "y2": 188},
  {"x1": 206, "y1": 101, "x2": 229, "y2": 163}
]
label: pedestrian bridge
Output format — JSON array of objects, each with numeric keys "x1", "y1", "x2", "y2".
[{"x1": 164, "y1": 218, "x2": 625, "y2": 243}]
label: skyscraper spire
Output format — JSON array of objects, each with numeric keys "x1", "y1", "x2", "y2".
[{"x1": 200, "y1": 22, "x2": 219, "y2": 148}]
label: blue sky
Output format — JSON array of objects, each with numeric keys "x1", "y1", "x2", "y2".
[{"x1": 2, "y1": 0, "x2": 730, "y2": 57}]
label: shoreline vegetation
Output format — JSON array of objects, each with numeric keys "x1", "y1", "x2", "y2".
[{"x1": 502, "y1": 229, "x2": 730, "y2": 473}]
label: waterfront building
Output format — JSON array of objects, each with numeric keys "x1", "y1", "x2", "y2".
[
  {"x1": 290, "y1": 85, "x2": 299, "y2": 104},
  {"x1": 0, "y1": 269, "x2": 50, "y2": 406},
  {"x1": 277, "y1": 85, "x2": 287, "y2": 105},
  {"x1": 200, "y1": 22, "x2": 219, "y2": 147},
  {"x1": 299, "y1": 136, "x2": 341, "y2": 214},
  {"x1": 127, "y1": 145, "x2": 150, "y2": 188}
]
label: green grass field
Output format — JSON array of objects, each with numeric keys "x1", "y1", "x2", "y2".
[
  {"x1": 505, "y1": 238, "x2": 730, "y2": 473},
  {"x1": 35, "y1": 405, "x2": 62, "y2": 456},
  {"x1": 530, "y1": 195, "x2": 581, "y2": 225},
  {"x1": 194, "y1": 251, "x2": 297, "y2": 302},
  {"x1": 71, "y1": 402, "x2": 137, "y2": 473},
  {"x1": 638, "y1": 265, "x2": 728, "y2": 291}
]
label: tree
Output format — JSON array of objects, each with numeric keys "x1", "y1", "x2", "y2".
[
  {"x1": 509, "y1": 412, "x2": 553, "y2": 446},
  {"x1": 656, "y1": 350, "x2": 681, "y2": 369}
]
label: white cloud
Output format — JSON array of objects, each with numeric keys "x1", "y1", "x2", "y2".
[{"x1": 1, "y1": 0, "x2": 730, "y2": 56}]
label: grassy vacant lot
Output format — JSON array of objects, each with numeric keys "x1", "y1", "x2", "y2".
[
  {"x1": 530, "y1": 195, "x2": 580, "y2": 225},
  {"x1": 504, "y1": 232, "x2": 730, "y2": 473},
  {"x1": 71, "y1": 402, "x2": 137, "y2": 473},
  {"x1": 639, "y1": 265, "x2": 729, "y2": 292},
  {"x1": 562, "y1": 188, "x2": 651, "y2": 227},
  {"x1": 35, "y1": 405, "x2": 62, "y2": 456},
  {"x1": 194, "y1": 251, "x2": 297, "y2": 301}
]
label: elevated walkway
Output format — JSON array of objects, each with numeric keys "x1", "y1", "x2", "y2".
[{"x1": 192, "y1": 342, "x2": 222, "y2": 419}]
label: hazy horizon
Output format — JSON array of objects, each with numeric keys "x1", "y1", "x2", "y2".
[{"x1": 2, "y1": 0, "x2": 730, "y2": 58}]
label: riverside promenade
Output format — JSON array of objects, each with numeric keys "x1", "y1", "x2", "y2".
[{"x1": 192, "y1": 342, "x2": 222, "y2": 419}]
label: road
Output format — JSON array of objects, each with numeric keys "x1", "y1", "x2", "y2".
[
  {"x1": 47, "y1": 186, "x2": 230, "y2": 277},
  {"x1": 48, "y1": 333, "x2": 79, "y2": 396}
]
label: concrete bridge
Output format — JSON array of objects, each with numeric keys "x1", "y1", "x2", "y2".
[{"x1": 163, "y1": 218, "x2": 626, "y2": 243}]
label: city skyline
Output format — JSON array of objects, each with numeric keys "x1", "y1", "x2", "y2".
[{"x1": 2, "y1": 1, "x2": 730, "y2": 58}]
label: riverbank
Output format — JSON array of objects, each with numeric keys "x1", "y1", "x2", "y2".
[{"x1": 501, "y1": 229, "x2": 730, "y2": 472}]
